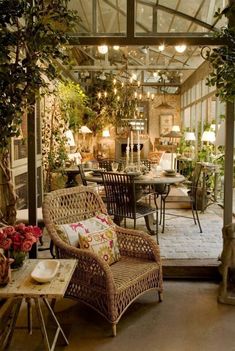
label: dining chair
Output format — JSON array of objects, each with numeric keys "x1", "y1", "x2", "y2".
[
  {"x1": 101, "y1": 171, "x2": 159, "y2": 242},
  {"x1": 78, "y1": 164, "x2": 106, "y2": 201},
  {"x1": 98, "y1": 159, "x2": 114, "y2": 171},
  {"x1": 163, "y1": 162, "x2": 203, "y2": 233}
]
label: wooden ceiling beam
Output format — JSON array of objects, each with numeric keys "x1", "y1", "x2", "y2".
[{"x1": 69, "y1": 35, "x2": 225, "y2": 46}]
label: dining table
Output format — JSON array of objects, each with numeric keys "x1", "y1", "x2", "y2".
[
  {"x1": 85, "y1": 170, "x2": 185, "y2": 186},
  {"x1": 85, "y1": 170, "x2": 185, "y2": 234}
]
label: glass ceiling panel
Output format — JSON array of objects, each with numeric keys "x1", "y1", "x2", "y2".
[
  {"x1": 69, "y1": 0, "x2": 229, "y2": 36},
  {"x1": 135, "y1": 0, "x2": 229, "y2": 35},
  {"x1": 97, "y1": 0, "x2": 126, "y2": 34}
]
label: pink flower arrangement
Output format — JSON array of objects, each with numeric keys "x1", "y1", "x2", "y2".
[{"x1": 0, "y1": 223, "x2": 42, "y2": 253}]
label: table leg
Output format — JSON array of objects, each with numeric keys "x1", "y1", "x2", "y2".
[
  {"x1": 26, "y1": 297, "x2": 33, "y2": 335},
  {"x1": 34, "y1": 298, "x2": 51, "y2": 351},
  {"x1": 3, "y1": 298, "x2": 22, "y2": 350},
  {"x1": 34, "y1": 297, "x2": 69, "y2": 351}
]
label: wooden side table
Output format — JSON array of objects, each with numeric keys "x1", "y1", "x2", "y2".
[{"x1": 0, "y1": 259, "x2": 76, "y2": 351}]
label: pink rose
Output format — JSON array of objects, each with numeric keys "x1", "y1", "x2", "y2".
[
  {"x1": 0, "y1": 230, "x2": 7, "y2": 241},
  {"x1": 0, "y1": 238, "x2": 12, "y2": 250},
  {"x1": 21, "y1": 239, "x2": 33, "y2": 252},
  {"x1": 33, "y1": 226, "x2": 42, "y2": 238},
  {"x1": 14, "y1": 223, "x2": 26, "y2": 232},
  {"x1": 12, "y1": 233, "x2": 22, "y2": 251},
  {"x1": 3, "y1": 226, "x2": 15, "y2": 237}
]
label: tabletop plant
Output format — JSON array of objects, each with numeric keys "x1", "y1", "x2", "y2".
[
  {"x1": 0, "y1": 0, "x2": 79, "y2": 224},
  {"x1": 0, "y1": 223, "x2": 42, "y2": 268}
]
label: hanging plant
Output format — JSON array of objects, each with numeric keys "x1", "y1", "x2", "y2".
[
  {"x1": 57, "y1": 81, "x2": 90, "y2": 131},
  {"x1": 201, "y1": 4, "x2": 235, "y2": 102},
  {"x1": 0, "y1": 0, "x2": 79, "y2": 224}
]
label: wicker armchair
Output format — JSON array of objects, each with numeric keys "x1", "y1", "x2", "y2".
[{"x1": 42, "y1": 186, "x2": 163, "y2": 336}]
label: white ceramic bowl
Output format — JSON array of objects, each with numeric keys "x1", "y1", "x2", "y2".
[{"x1": 31, "y1": 260, "x2": 60, "y2": 283}]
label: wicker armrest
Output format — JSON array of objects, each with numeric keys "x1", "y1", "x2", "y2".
[
  {"x1": 52, "y1": 238, "x2": 115, "y2": 288},
  {"x1": 115, "y1": 226, "x2": 161, "y2": 264}
]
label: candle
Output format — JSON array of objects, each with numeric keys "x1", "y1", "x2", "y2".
[
  {"x1": 127, "y1": 137, "x2": 130, "y2": 149},
  {"x1": 137, "y1": 131, "x2": 141, "y2": 168},
  {"x1": 126, "y1": 146, "x2": 130, "y2": 167}
]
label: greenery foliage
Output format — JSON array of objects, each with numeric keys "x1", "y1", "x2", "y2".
[
  {"x1": 57, "y1": 81, "x2": 93, "y2": 131},
  {"x1": 0, "y1": 0, "x2": 79, "y2": 149},
  {"x1": 86, "y1": 73, "x2": 138, "y2": 134},
  {"x1": 203, "y1": 4, "x2": 235, "y2": 102}
]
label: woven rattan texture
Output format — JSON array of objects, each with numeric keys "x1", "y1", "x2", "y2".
[{"x1": 42, "y1": 185, "x2": 163, "y2": 335}]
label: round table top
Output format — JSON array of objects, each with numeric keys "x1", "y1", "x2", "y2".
[{"x1": 85, "y1": 171, "x2": 185, "y2": 185}]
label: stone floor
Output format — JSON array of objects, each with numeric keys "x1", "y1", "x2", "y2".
[
  {"x1": 118, "y1": 204, "x2": 223, "y2": 260},
  {"x1": 7, "y1": 281, "x2": 235, "y2": 351}
]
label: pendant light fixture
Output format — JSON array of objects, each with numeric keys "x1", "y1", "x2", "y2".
[{"x1": 155, "y1": 80, "x2": 174, "y2": 109}]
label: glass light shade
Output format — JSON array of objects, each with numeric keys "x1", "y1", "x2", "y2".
[
  {"x1": 102, "y1": 129, "x2": 110, "y2": 137},
  {"x1": 175, "y1": 45, "x2": 186, "y2": 53},
  {"x1": 79, "y1": 125, "x2": 92, "y2": 134},
  {"x1": 98, "y1": 45, "x2": 108, "y2": 54},
  {"x1": 171, "y1": 125, "x2": 180, "y2": 132},
  {"x1": 113, "y1": 45, "x2": 120, "y2": 50},
  {"x1": 201, "y1": 131, "x2": 215, "y2": 143},
  {"x1": 184, "y1": 132, "x2": 196, "y2": 141},
  {"x1": 65, "y1": 130, "x2": 75, "y2": 147}
]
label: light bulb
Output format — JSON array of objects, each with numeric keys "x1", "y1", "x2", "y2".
[
  {"x1": 159, "y1": 44, "x2": 165, "y2": 51},
  {"x1": 98, "y1": 45, "x2": 108, "y2": 54},
  {"x1": 113, "y1": 45, "x2": 120, "y2": 50},
  {"x1": 175, "y1": 45, "x2": 186, "y2": 53}
]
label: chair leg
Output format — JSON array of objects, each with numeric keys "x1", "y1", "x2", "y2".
[
  {"x1": 112, "y1": 323, "x2": 117, "y2": 337},
  {"x1": 191, "y1": 203, "x2": 197, "y2": 225},
  {"x1": 195, "y1": 208, "x2": 203, "y2": 233},
  {"x1": 161, "y1": 197, "x2": 166, "y2": 233},
  {"x1": 158, "y1": 291, "x2": 163, "y2": 302},
  {"x1": 155, "y1": 209, "x2": 159, "y2": 244}
]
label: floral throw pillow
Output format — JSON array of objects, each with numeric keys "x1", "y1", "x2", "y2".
[
  {"x1": 56, "y1": 214, "x2": 120, "y2": 265},
  {"x1": 79, "y1": 226, "x2": 120, "y2": 265}
]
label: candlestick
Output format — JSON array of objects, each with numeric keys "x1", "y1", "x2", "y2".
[{"x1": 130, "y1": 131, "x2": 134, "y2": 164}]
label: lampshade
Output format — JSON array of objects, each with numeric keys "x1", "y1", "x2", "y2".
[
  {"x1": 79, "y1": 125, "x2": 92, "y2": 134},
  {"x1": 201, "y1": 131, "x2": 215, "y2": 143},
  {"x1": 155, "y1": 101, "x2": 174, "y2": 109},
  {"x1": 184, "y1": 132, "x2": 196, "y2": 141},
  {"x1": 102, "y1": 129, "x2": 110, "y2": 137},
  {"x1": 171, "y1": 125, "x2": 180, "y2": 132},
  {"x1": 65, "y1": 130, "x2": 75, "y2": 147}
]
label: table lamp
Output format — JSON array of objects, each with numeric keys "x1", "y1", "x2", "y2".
[
  {"x1": 65, "y1": 130, "x2": 75, "y2": 148},
  {"x1": 79, "y1": 125, "x2": 92, "y2": 151},
  {"x1": 201, "y1": 130, "x2": 215, "y2": 162},
  {"x1": 164, "y1": 126, "x2": 182, "y2": 170},
  {"x1": 184, "y1": 131, "x2": 196, "y2": 159}
]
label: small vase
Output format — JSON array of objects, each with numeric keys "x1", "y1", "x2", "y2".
[{"x1": 7, "y1": 250, "x2": 27, "y2": 269}]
